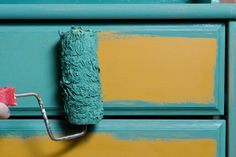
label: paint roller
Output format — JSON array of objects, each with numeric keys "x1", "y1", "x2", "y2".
[{"x1": 0, "y1": 27, "x2": 103, "y2": 141}]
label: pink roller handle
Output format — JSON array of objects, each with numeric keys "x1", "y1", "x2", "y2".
[{"x1": 0, "y1": 86, "x2": 16, "y2": 106}]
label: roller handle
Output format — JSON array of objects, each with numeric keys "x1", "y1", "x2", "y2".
[{"x1": 16, "y1": 93, "x2": 87, "y2": 141}]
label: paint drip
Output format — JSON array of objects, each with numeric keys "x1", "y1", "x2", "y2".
[{"x1": 59, "y1": 27, "x2": 103, "y2": 125}]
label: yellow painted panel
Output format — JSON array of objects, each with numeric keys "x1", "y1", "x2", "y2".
[
  {"x1": 0, "y1": 133, "x2": 216, "y2": 157},
  {"x1": 98, "y1": 33, "x2": 217, "y2": 103}
]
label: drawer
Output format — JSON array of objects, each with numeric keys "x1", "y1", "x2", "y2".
[
  {"x1": 0, "y1": 120, "x2": 225, "y2": 157},
  {"x1": 0, "y1": 23, "x2": 225, "y2": 115}
]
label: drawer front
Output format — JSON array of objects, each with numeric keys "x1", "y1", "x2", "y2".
[
  {"x1": 0, "y1": 23, "x2": 224, "y2": 115},
  {"x1": 0, "y1": 120, "x2": 225, "y2": 157}
]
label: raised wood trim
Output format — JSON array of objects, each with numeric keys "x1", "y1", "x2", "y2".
[{"x1": 0, "y1": 4, "x2": 235, "y2": 19}]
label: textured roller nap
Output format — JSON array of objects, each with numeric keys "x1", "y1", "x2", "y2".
[{"x1": 59, "y1": 27, "x2": 103, "y2": 125}]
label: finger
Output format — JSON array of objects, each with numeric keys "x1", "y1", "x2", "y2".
[{"x1": 0, "y1": 102, "x2": 10, "y2": 119}]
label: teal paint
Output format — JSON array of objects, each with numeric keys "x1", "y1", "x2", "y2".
[
  {"x1": 59, "y1": 27, "x2": 103, "y2": 125},
  {"x1": 0, "y1": 23, "x2": 224, "y2": 38},
  {"x1": 0, "y1": 120, "x2": 226, "y2": 157},
  {"x1": 0, "y1": 24, "x2": 224, "y2": 116},
  {"x1": 0, "y1": 0, "x2": 213, "y2": 4},
  {"x1": 228, "y1": 21, "x2": 236, "y2": 157},
  {"x1": 0, "y1": 4, "x2": 236, "y2": 19},
  {"x1": 106, "y1": 24, "x2": 223, "y2": 38},
  {"x1": 104, "y1": 100, "x2": 220, "y2": 109},
  {"x1": 0, "y1": 120, "x2": 225, "y2": 139}
]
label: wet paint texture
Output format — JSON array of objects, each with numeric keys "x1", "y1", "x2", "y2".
[
  {"x1": 60, "y1": 27, "x2": 103, "y2": 125},
  {"x1": 0, "y1": 133, "x2": 216, "y2": 157},
  {"x1": 98, "y1": 33, "x2": 217, "y2": 103}
]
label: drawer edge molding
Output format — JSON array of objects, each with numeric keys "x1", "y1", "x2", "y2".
[
  {"x1": 0, "y1": 4, "x2": 235, "y2": 19},
  {"x1": 228, "y1": 21, "x2": 236, "y2": 157}
]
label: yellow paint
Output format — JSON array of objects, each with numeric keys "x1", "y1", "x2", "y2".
[
  {"x1": 98, "y1": 33, "x2": 217, "y2": 103},
  {"x1": 0, "y1": 133, "x2": 216, "y2": 157}
]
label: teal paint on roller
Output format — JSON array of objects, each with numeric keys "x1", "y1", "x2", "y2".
[{"x1": 59, "y1": 27, "x2": 103, "y2": 125}]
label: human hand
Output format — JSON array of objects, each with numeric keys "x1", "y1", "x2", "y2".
[{"x1": 0, "y1": 102, "x2": 10, "y2": 119}]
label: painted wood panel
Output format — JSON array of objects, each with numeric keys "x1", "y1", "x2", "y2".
[
  {"x1": 0, "y1": 0, "x2": 214, "y2": 4},
  {"x1": 0, "y1": 4, "x2": 235, "y2": 19},
  {"x1": 0, "y1": 120, "x2": 225, "y2": 157},
  {"x1": 228, "y1": 21, "x2": 236, "y2": 157},
  {"x1": 0, "y1": 23, "x2": 224, "y2": 115},
  {"x1": 99, "y1": 33, "x2": 216, "y2": 103}
]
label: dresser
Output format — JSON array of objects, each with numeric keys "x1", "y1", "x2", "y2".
[{"x1": 0, "y1": 1, "x2": 235, "y2": 157}]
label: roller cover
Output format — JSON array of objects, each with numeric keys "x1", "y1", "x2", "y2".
[{"x1": 59, "y1": 27, "x2": 103, "y2": 125}]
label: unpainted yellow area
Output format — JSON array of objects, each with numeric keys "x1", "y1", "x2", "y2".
[
  {"x1": 98, "y1": 33, "x2": 217, "y2": 103},
  {"x1": 0, "y1": 133, "x2": 216, "y2": 157}
]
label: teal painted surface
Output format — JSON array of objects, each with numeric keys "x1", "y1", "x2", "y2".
[
  {"x1": 228, "y1": 21, "x2": 236, "y2": 157},
  {"x1": 0, "y1": 23, "x2": 225, "y2": 116},
  {"x1": 0, "y1": 120, "x2": 225, "y2": 139},
  {"x1": 0, "y1": 0, "x2": 213, "y2": 4},
  {"x1": 0, "y1": 120, "x2": 226, "y2": 157},
  {"x1": 98, "y1": 23, "x2": 223, "y2": 38},
  {"x1": 0, "y1": 4, "x2": 235, "y2": 19}
]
